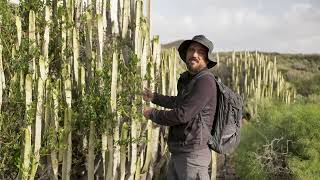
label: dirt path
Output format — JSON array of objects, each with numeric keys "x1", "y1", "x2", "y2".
[{"x1": 216, "y1": 153, "x2": 240, "y2": 180}]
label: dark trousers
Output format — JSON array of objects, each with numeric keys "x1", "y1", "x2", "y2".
[{"x1": 167, "y1": 148, "x2": 211, "y2": 180}]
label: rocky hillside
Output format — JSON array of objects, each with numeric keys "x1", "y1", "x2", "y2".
[{"x1": 162, "y1": 41, "x2": 320, "y2": 98}]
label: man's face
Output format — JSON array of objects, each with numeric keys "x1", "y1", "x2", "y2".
[{"x1": 185, "y1": 42, "x2": 208, "y2": 74}]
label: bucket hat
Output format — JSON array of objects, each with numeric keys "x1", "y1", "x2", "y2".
[{"x1": 178, "y1": 35, "x2": 216, "y2": 69}]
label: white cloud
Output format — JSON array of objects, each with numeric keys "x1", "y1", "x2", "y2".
[
  {"x1": 234, "y1": 10, "x2": 245, "y2": 25},
  {"x1": 151, "y1": 0, "x2": 320, "y2": 53},
  {"x1": 183, "y1": 16, "x2": 193, "y2": 26}
]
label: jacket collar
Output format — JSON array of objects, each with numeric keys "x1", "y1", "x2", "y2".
[{"x1": 180, "y1": 67, "x2": 209, "y2": 81}]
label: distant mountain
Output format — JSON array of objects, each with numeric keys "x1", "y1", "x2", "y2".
[{"x1": 161, "y1": 40, "x2": 184, "y2": 49}]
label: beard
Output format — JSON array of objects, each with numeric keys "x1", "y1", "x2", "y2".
[
  {"x1": 186, "y1": 60, "x2": 202, "y2": 74},
  {"x1": 187, "y1": 64, "x2": 199, "y2": 74}
]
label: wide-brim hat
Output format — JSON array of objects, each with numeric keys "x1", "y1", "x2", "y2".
[{"x1": 178, "y1": 35, "x2": 217, "y2": 69}]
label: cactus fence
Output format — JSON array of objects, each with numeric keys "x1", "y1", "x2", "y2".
[{"x1": 0, "y1": 0, "x2": 179, "y2": 179}]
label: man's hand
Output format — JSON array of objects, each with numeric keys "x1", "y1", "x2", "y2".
[
  {"x1": 143, "y1": 107, "x2": 154, "y2": 119},
  {"x1": 142, "y1": 88, "x2": 154, "y2": 102}
]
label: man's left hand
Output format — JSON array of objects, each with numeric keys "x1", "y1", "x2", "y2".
[{"x1": 143, "y1": 107, "x2": 154, "y2": 119}]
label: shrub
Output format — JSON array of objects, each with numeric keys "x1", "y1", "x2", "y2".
[
  {"x1": 290, "y1": 73, "x2": 320, "y2": 96},
  {"x1": 235, "y1": 99, "x2": 320, "y2": 179}
]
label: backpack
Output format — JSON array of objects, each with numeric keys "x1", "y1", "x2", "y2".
[{"x1": 196, "y1": 71, "x2": 244, "y2": 154}]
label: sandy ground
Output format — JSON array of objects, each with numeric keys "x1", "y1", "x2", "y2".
[{"x1": 216, "y1": 153, "x2": 240, "y2": 180}]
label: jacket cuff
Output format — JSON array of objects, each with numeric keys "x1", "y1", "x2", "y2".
[
  {"x1": 151, "y1": 92, "x2": 159, "y2": 104},
  {"x1": 150, "y1": 108, "x2": 158, "y2": 123}
]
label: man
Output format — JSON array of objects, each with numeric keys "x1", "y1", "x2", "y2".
[{"x1": 143, "y1": 35, "x2": 217, "y2": 180}]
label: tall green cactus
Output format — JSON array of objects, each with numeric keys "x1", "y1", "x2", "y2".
[
  {"x1": 73, "y1": 27, "x2": 79, "y2": 85},
  {"x1": 211, "y1": 151, "x2": 217, "y2": 180},
  {"x1": 28, "y1": 10, "x2": 36, "y2": 79},
  {"x1": 141, "y1": 14, "x2": 153, "y2": 176},
  {"x1": 62, "y1": 77, "x2": 72, "y2": 180},
  {"x1": 121, "y1": 0, "x2": 130, "y2": 38},
  {"x1": 135, "y1": 155, "x2": 142, "y2": 180},
  {"x1": 0, "y1": 44, "x2": 3, "y2": 111},
  {"x1": 15, "y1": 15, "x2": 22, "y2": 49},
  {"x1": 50, "y1": 80, "x2": 60, "y2": 180},
  {"x1": 96, "y1": 15, "x2": 104, "y2": 71},
  {"x1": 21, "y1": 74, "x2": 33, "y2": 180},
  {"x1": 88, "y1": 121, "x2": 95, "y2": 180},
  {"x1": 120, "y1": 122, "x2": 129, "y2": 180},
  {"x1": 29, "y1": 58, "x2": 47, "y2": 179},
  {"x1": 129, "y1": 104, "x2": 138, "y2": 180},
  {"x1": 147, "y1": 36, "x2": 161, "y2": 179},
  {"x1": 43, "y1": 6, "x2": 51, "y2": 60},
  {"x1": 134, "y1": 0, "x2": 143, "y2": 57},
  {"x1": 105, "y1": 44, "x2": 119, "y2": 180}
]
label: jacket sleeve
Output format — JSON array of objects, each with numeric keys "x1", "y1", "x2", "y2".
[
  {"x1": 150, "y1": 75, "x2": 216, "y2": 126},
  {"x1": 151, "y1": 93, "x2": 177, "y2": 109}
]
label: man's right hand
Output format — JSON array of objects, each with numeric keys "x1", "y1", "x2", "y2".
[{"x1": 142, "y1": 88, "x2": 154, "y2": 102}]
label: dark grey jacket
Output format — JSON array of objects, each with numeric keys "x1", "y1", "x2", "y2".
[{"x1": 150, "y1": 68, "x2": 217, "y2": 153}]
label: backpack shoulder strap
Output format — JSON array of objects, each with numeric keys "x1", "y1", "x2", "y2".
[
  {"x1": 194, "y1": 70, "x2": 216, "y2": 136},
  {"x1": 184, "y1": 70, "x2": 214, "y2": 91},
  {"x1": 193, "y1": 70, "x2": 215, "y2": 82}
]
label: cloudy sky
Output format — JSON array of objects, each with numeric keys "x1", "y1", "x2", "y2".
[{"x1": 150, "y1": 0, "x2": 320, "y2": 53}]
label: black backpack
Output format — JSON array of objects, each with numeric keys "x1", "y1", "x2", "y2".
[{"x1": 196, "y1": 71, "x2": 244, "y2": 154}]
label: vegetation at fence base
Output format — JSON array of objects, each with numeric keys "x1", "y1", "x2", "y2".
[{"x1": 235, "y1": 98, "x2": 320, "y2": 180}]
